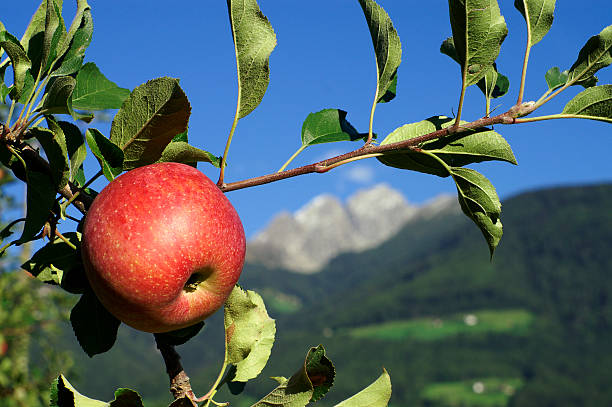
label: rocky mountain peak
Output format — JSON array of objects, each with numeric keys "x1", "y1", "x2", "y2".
[{"x1": 247, "y1": 184, "x2": 456, "y2": 273}]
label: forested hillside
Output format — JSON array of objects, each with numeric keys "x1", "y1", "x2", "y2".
[{"x1": 57, "y1": 184, "x2": 612, "y2": 406}]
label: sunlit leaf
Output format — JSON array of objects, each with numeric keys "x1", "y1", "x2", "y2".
[
  {"x1": 545, "y1": 66, "x2": 568, "y2": 91},
  {"x1": 110, "y1": 77, "x2": 190, "y2": 170},
  {"x1": 158, "y1": 141, "x2": 220, "y2": 168},
  {"x1": 562, "y1": 84, "x2": 612, "y2": 121},
  {"x1": 358, "y1": 0, "x2": 402, "y2": 103},
  {"x1": 224, "y1": 286, "x2": 276, "y2": 382},
  {"x1": 50, "y1": 374, "x2": 107, "y2": 407},
  {"x1": 51, "y1": 7, "x2": 93, "y2": 77},
  {"x1": 86, "y1": 128, "x2": 124, "y2": 181},
  {"x1": 451, "y1": 167, "x2": 503, "y2": 257},
  {"x1": 334, "y1": 369, "x2": 392, "y2": 407},
  {"x1": 72, "y1": 63, "x2": 130, "y2": 110},
  {"x1": 514, "y1": 0, "x2": 556, "y2": 46},
  {"x1": 567, "y1": 25, "x2": 612, "y2": 87},
  {"x1": 227, "y1": 0, "x2": 277, "y2": 118},
  {"x1": 41, "y1": 0, "x2": 67, "y2": 74},
  {"x1": 448, "y1": 0, "x2": 508, "y2": 86},
  {"x1": 301, "y1": 109, "x2": 363, "y2": 147}
]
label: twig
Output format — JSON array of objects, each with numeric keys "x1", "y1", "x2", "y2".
[{"x1": 155, "y1": 336, "x2": 199, "y2": 404}]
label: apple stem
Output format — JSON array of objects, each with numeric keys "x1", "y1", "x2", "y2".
[{"x1": 155, "y1": 337, "x2": 199, "y2": 404}]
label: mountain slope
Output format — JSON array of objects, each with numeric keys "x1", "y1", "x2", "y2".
[{"x1": 62, "y1": 184, "x2": 612, "y2": 407}]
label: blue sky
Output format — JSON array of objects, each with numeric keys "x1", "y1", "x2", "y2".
[{"x1": 4, "y1": 1, "x2": 612, "y2": 238}]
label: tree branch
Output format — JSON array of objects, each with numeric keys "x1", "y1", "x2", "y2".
[
  {"x1": 155, "y1": 337, "x2": 198, "y2": 404},
  {"x1": 219, "y1": 105, "x2": 528, "y2": 193}
]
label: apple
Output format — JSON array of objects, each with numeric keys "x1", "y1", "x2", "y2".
[{"x1": 80, "y1": 162, "x2": 246, "y2": 333}]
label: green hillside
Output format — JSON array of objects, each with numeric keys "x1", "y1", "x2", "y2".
[{"x1": 60, "y1": 184, "x2": 612, "y2": 406}]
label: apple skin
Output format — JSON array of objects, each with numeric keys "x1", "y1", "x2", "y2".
[{"x1": 80, "y1": 162, "x2": 246, "y2": 333}]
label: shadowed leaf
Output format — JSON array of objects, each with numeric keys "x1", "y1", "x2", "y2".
[
  {"x1": 158, "y1": 142, "x2": 220, "y2": 168},
  {"x1": 0, "y1": 30, "x2": 32, "y2": 99},
  {"x1": 86, "y1": 128, "x2": 124, "y2": 181},
  {"x1": 301, "y1": 109, "x2": 363, "y2": 147},
  {"x1": 545, "y1": 66, "x2": 568, "y2": 91}
]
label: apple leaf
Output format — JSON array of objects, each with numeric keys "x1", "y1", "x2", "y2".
[
  {"x1": 545, "y1": 66, "x2": 568, "y2": 91},
  {"x1": 377, "y1": 116, "x2": 516, "y2": 176},
  {"x1": 86, "y1": 128, "x2": 124, "y2": 181},
  {"x1": 514, "y1": 0, "x2": 556, "y2": 46},
  {"x1": 251, "y1": 345, "x2": 335, "y2": 407},
  {"x1": 566, "y1": 25, "x2": 612, "y2": 87},
  {"x1": 60, "y1": 120, "x2": 87, "y2": 183},
  {"x1": 334, "y1": 369, "x2": 392, "y2": 407},
  {"x1": 50, "y1": 374, "x2": 107, "y2": 407},
  {"x1": 19, "y1": 168, "x2": 57, "y2": 243},
  {"x1": 224, "y1": 286, "x2": 276, "y2": 382},
  {"x1": 70, "y1": 289, "x2": 121, "y2": 357},
  {"x1": 227, "y1": 0, "x2": 277, "y2": 118},
  {"x1": 154, "y1": 321, "x2": 205, "y2": 347},
  {"x1": 40, "y1": 0, "x2": 66, "y2": 75},
  {"x1": 448, "y1": 0, "x2": 508, "y2": 86},
  {"x1": 0, "y1": 30, "x2": 32, "y2": 100},
  {"x1": 50, "y1": 7, "x2": 92, "y2": 77},
  {"x1": 22, "y1": 232, "x2": 88, "y2": 294},
  {"x1": 30, "y1": 122, "x2": 69, "y2": 189},
  {"x1": 358, "y1": 0, "x2": 402, "y2": 104},
  {"x1": 41, "y1": 75, "x2": 83, "y2": 120},
  {"x1": 301, "y1": 109, "x2": 365, "y2": 147},
  {"x1": 451, "y1": 167, "x2": 503, "y2": 257},
  {"x1": 50, "y1": 375, "x2": 144, "y2": 407},
  {"x1": 110, "y1": 77, "x2": 191, "y2": 170},
  {"x1": 72, "y1": 63, "x2": 130, "y2": 111},
  {"x1": 158, "y1": 141, "x2": 220, "y2": 168},
  {"x1": 440, "y1": 37, "x2": 509, "y2": 98},
  {"x1": 562, "y1": 84, "x2": 612, "y2": 121}
]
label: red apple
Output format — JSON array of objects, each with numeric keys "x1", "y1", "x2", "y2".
[{"x1": 81, "y1": 162, "x2": 246, "y2": 333}]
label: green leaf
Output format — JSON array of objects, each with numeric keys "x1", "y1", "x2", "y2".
[
  {"x1": 22, "y1": 232, "x2": 88, "y2": 294},
  {"x1": 448, "y1": 0, "x2": 508, "y2": 86},
  {"x1": 109, "y1": 388, "x2": 144, "y2": 407},
  {"x1": 224, "y1": 286, "x2": 276, "y2": 382},
  {"x1": 109, "y1": 77, "x2": 191, "y2": 170},
  {"x1": 70, "y1": 289, "x2": 121, "y2": 357},
  {"x1": 51, "y1": 8, "x2": 93, "y2": 77},
  {"x1": 304, "y1": 345, "x2": 335, "y2": 402},
  {"x1": 50, "y1": 374, "x2": 107, "y2": 407},
  {"x1": 514, "y1": 0, "x2": 556, "y2": 46},
  {"x1": 477, "y1": 64, "x2": 509, "y2": 99},
  {"x1": 545, "y1": 66, "x2": 568, "y2": 91},
  {"x1": 20, "y1": 0, "x2": 63, "y2": 56},
  {"x1": 60, "y1": 121, "x2": 87, "y2": 183},
  {"x1": 451, "y1": 167, "x2": 503, "y2": 257},
  {"x1": 440, "y1": 37, "x2": 508, "y2": 98},
  {"x1": 42, "y1": 75, "x2": 76, "y2": 116},
  {"x1": 20, "y1": 168, "x2": 57, "y2": 243},
  {"x1": 158, "y1": 141, "x2": 221, "y2": 168},
  {"x1": 41, "y1": 0, "x2": 67, "y2": 74},
  {"x1": 334, "y1": 370, "x2": 392, "y2": 407},
  {"x1": 377, "y1": 116, "x2": 516, "y2": 176},
  {"x1": 227, "y1": 0, "x2": 277, "y2": 118},
  {"x1": 251, "y1": 345, "x2": 335, "y2": 407},
  {"x1": 153, "y1": 322, "x2": 205, "y2": 347},
  {"x1": 358, "y1": 0, "x2": 402, "y2": 104},
  {"x1": 72, "y1": 63, "x2": 130, "y2": 110},
  {"x1": 86, "y1": 128, "x2": 124, "y2": 181},
  {"x1": 301, "y1": 109, "x2": 363, "y2": 147},
  {"x1": 0, "y1": 30, "x2": 32, "y2": 99},
  {"x1": 28, "y1": 124, "x2": 69, "y2": 190},
  {"x1": 562, "y1": 84, "x2": 612, "y2": 120},
  {"x1": 567, "y1": 25, "x2": 612, "y2": 87}
]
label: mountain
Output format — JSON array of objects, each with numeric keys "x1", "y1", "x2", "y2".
[
  {"x1": 246, "y1": 184, "x2": 457, "y2": 273},
  {"x1": 56, "y1": 183, "x2": 612, "y2": 407}
]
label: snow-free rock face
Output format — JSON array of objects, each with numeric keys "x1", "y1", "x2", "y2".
[{"x1": 247, "y1": 184, "x2": 456, "y2": 273}]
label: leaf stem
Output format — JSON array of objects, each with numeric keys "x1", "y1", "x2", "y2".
[
  {"x1": 278, "y1": 145, "x2": 307, "y2": 172},
  {"x1": 455, "y1": 73, "x2": 468, "y2": 126},
  {"x1": 367, "y1": 85, "x2": 378, "y2": 144},
  {"x1": 201, "y1": 359, "x2": 229, "y2": 407},
  {"x1": 5, "y1": 100, "x2": 16, "y2": 127},
  {"x1": 517, "y1": 2, "x2": 532, "y2": 105},
  {"x1": 54, "y1": 229, "x2": 77, "y2": 250},
  {"x1": 515, "y1": 113, "x2": 612, "y2": 124}
]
